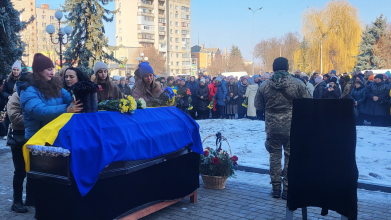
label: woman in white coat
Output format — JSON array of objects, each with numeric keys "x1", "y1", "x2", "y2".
[{"x1": 245, "y1": 77, "x2": 258, "y2": 120}]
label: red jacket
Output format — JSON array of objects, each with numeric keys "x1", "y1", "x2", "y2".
[{"x1": 208, "y1": 82, "x2": 217, "y2": 111}]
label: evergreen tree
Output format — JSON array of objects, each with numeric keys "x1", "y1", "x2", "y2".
[
  {"x1": 62, "y1": 0, "x2": 120, "y2": 76},
  {"x1": 0, "y1": 0, "x2": 33, "y2": 76},
  {"x1": 354, "y1": 15, "x2": 387, "y2": 71},
  {"x1": 227, "y1": 45, "x2": 245, "y2": 72}
]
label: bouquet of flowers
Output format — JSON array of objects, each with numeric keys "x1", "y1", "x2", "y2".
[
  {"x1": 242, "y1": 97, "x2": 248, "y2": 108},
  {"x1": 180, "y1": 88, "x2": 191, "y2": 97},
  {"x1": 98, "y1": 95, "x2": 137, "y2": 114},
  {"x1": 200, "y1": 147, "x2": 238, "y2": 177},
  {"x1": 146, "y1": 87, "x2": 177, "y2": 107},
  {"x1": 137, "y1": 98, "x2": 147, "y2": 109},
  {"x1": 71, "y1": 81, "x2": 100, "y2": 113},
  {"x1": 207, "y1": 98, "x2": 215, "y2": 110}
]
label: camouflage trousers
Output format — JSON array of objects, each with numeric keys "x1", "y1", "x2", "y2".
[{"x1": 267, "y1": 133, "x2": 290, "y2": 191}]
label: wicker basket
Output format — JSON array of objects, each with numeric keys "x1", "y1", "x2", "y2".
[
  {"x1": 201, "y1": 174, "x2": 228, "y2": 189},
  {"x1": 200, "y1": 134, "x2": 232, "y2": 189}
]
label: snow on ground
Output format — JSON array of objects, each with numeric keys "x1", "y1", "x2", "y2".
[{"x1": 197, "y1": 119, "x2": 391, "y2": 186}]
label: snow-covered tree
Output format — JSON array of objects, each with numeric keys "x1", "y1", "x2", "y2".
[
  {"x1": 62, "y1": 0, "x2": 120, "y2": 75},
  {"x1": 354, "y1": 15, "x2": 387, "y2": 71},
  {"x1": 0, "y1": 0, "x2": 33, "y2": 75}
]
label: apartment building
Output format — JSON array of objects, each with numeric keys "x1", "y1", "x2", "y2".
[
  {"x1": 191, "y1": 45, "x2": 227, "y2": 71},
  {"x1": 11, "y1": 1, "x2": 59, "y2": 67},
  {"x1": 116, "y1": 0, "x2": 191, "y2": 76}
]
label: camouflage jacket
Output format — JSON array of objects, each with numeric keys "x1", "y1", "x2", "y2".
[{"x1": 255, "y1": 72, "x2": 310, "y2": 136}]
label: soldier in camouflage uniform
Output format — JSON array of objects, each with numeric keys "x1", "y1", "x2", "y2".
[{"x1": 255, "y1": 57, "x2": 309, "y2": 199}]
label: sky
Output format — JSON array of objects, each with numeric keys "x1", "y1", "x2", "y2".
[{"x1": 36, "y1": 0, "x2": 391, "y2": 61}]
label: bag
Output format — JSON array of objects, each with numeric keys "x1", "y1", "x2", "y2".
[
  {"x1": 353, "y1": 106, "x2": 359, "y2": 118},
  {"x1": 7, "y1": 130, "x2": 26, "y2": 147}
]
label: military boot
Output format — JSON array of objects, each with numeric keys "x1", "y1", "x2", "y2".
[{"x1": 272, "y1": 183, "x2": 281, "y2": 198}]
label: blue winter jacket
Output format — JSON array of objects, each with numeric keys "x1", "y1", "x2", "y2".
[
  {"x1": 214, "y1": 81, "x2": 228, "y2": 106},
  {"x1": 349, "y1": 86, "x2": 367, "y2": 113},
  {"x1": 20, "y1": 86, "x2": 72, "y2": 139}
]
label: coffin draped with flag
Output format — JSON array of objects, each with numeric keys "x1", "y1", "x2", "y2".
[{"x1": 24, "y1": 107, "x2": 203, "y2": 220}]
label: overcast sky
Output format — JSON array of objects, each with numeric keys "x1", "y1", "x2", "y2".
[{"x1": 36, "y1": 0, "x2": 391, "y2": 61}]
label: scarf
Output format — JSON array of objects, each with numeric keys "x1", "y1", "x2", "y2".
[{"x1": 271, "y1": 70, "x2": 289, "y2": 80}]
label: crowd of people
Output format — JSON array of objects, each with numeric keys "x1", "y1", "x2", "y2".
[{"x1": 1, "y1": 52, "x2": 391, "y2": 213}]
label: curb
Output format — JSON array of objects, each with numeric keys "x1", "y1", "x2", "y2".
[{"x1": 235, "y1": 165, "x2": 391, "y2": 194}]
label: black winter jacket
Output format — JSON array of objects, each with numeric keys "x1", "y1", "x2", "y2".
[
  {"x1": 313, "y1": 81, "x2": 326, "y2": 99},
  {"x1": 322, "y1": 86, "x2": 341, "y2": 99},
  {"x1": 196, "y1": 84, "x2": 209, "y2": 111}
]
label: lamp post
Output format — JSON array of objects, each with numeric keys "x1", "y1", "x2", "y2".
[
  {"x1": 46, "y1": 11, "x2": 72, "y2": 68},
  {"x1": 314, "y1": 37, "x2": 324, "y2": 74},
  {"x1": 137, "y1": 52, "x2": 148, "y2": 64},
  {"x1": 248, "y1": 7, "x2": 262, "y2": 76}
]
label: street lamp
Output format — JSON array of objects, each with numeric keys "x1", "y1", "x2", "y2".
[
  {"x1": 314, "y1": 36, "x2": 325, "y2": 74},
  {"x1": 248, "y1": 7, "x2": 262, "y2": 76},
  {"x1": 137, "y1": 53, "x2": 148, "y2": 63},
  {"x1": 46, "y1": 11, "x2": 73, "y2": 68}
]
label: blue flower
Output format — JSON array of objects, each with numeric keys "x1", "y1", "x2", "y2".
[{"x1": 164, "y1": 87, "x2": 175, "y2": 99}]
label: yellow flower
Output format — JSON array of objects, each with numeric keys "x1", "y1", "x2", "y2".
[{"x1": 173, "y1": 89, "x2": 177, "y2": 94}]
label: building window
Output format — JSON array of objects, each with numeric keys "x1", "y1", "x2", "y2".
[
  {"x1": 42, "y1": 30, "x2": 45, "y2": 34},
  {"x1": 175, "y1": 6, "x2": 179, "y2": 10},
  {"x1": 119, "y1": 28, "x2": 122, "y2": 33},
  {"x1": 42, "y1": 15, "x2": 46, "y2": 19},
  {"x1": 175, "y1": 14, "x2": 178, "y2": 18},
  {"x1": 176, "y1": 53, "x2": 179, "y2": 58},
  {"x1": 171, "y1": 62, "x2": 173, "y2": 66},
  {"x1": 175, "y1": 30, "x2": 179, "y2": 34},
  {"x1": 170, "y1": 13, "x2": 172, "y2": 17},
  {"x1": 119, "y1": 12, "x2": 121, "y2": 16},
  {"x1": 176, "y1": 62, "x2": 179, "y2": 66},
  {"x1": 42, "y1": 23, "x2": 46, "y2": 27},
  {"x1": 119, "y1": 3, "x2": 121, "y2": 7},
  {"x1": 119, "y1": 20, "x2": 121, "y2": 24},
  {"x1": 175, "y1": 38, "x2": 179, "y2": 43},
  {"x1": 119, "y1": 37, "x2": 122, "y2": 42},
  {"x1": 170, "y1": 4, "x2": 172, "y2": 9},
  {"x1": 170, "y1": 29, "x2": 173, "y2": 34},
  {"x1": 159, "y1": 18, "x2": 165, "y2": 23},
  {"x1": 175, "y1": 22, "x2": 179, "y2": 26},
  {"x1": 171, "y1": 45, "x2": 173, "y2": 49},
  {"x1": 176, "y1": 70, "x2": 179, "y2": 74},
  {"x1": 176, "y1": 46, "x2": 179, "y2": 50},
  {"x1": 171, "y1": 53, "x2": 173, "y2": 57},
  {"x1": 170, "y1": 37, "x2": 172, "y2": 42},
  {"x1": 170, "y1": 21, "x2": 173, "y2": 25},
  {"x1": 50, "y1": 16, "x2": 54, "y2": 20}
]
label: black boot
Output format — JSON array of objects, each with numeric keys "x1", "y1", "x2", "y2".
[
  {"x1": 282, "y1": 190, "x2": 288, "y2": 200},
  {"x1": 11, "y1": 201, "x2": 28, "y2": 213},
  {"x1": 272, "y1": 190, "x2": 281, "y2": 198}
]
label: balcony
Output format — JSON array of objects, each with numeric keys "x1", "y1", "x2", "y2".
[
  {"x1": 138, "y1": 38, "x2": 155, "y2": 43},
  {"x1": 159, "y1": 39, "x2": 166, "y2": 44},
  {"x1": 137, "y1": 12, "x2": 154, "y2": 17},
  {"x1": 158, "y1": 5, "x2": 165, "y2": 10},
  {"x1": 137, "y1": 2, "x2": 154, "y2": 9},
  {"x1": 182, "y1": 57, "x2": 191, "y2": 62},
  {"x1": 158, "y1": 31, "x2": 166, "y2": 35},
  {"x1": 181, "y1": 26, "x2": 190, "y2": 30},
  {"x1": 138, "y1": 29, "x2": 155, "y2": 34},
  {"x1": 158, "y1": 14, "x2": 165, "y2": 18}
]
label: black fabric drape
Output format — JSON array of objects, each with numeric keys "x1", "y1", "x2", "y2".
[{"x1": 287, "y1": 99, "x2": 358, "y2": 220}]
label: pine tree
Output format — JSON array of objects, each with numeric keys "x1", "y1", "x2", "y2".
[
  {"x1": 227, "y1": 45, "x2": 245, "y2": 72},
  {"x1": 62, "y1": 0, "x2": 120, "y2": 76},
  {"x1": 0, "y1": 0, "x2": 33, "y2": 76},
  {"x1": 354, "y1": 15, "x2": 387, "y2": 71}
]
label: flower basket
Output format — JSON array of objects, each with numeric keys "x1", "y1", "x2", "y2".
[
  {"x1": 200, "y1": 134, "x2": 237, "y2": 190},
  {"x1": 201, "y1": 174, "x2": 228, "y2": 189}
]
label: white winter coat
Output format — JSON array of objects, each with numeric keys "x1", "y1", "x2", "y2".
[
  {"x1": 245, "y1": 84, "x2": 258, "y2": 117},
  {"x1": 306, "y1": 82, "x2": 314, "y2": 98}
]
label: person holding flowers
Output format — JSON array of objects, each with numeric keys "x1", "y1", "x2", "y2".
[
  {"x1": 237, "y1": 77, "x2": 248, "y2": 119},
  {"x1": 196, "y1": 79, "x2": 209, "y2": 119},
  {"x1": 164, "y1": 76, "x2": 175, "y2": 89},
  {"x1": 132, "y1": 62, "x2": 163, "y2": 104},
  {"x1": 93, "y1": 61, "x2": 122, "y2": 102}
]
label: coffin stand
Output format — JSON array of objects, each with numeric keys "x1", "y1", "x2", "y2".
[{"x1": 28, "y1": 146, "x2": 199, "y2": 220}]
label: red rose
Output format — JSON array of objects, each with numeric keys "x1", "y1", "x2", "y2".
[
  {"x1": 98, "y1": 85, "x2": 103, "y2": 91},
  {"x1": 233, "y1": 161, "x2": 238, "y2": 166},
  {"x1": 204, "y1": 150, "x2": 209, "y2": 156},
  {"x1": 211, "y1": 157, "x2": 219, "y2": 165},
  {"x1": 186, "y1": 88, "x2": 191, "y2": 95},
  {"x1": 231, "y1": 156, "x2": 238, "y2": 162}
]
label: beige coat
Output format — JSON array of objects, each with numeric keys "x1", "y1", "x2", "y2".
[
  {"x1": 7, "y1": 92, "x2": 25, "y2": 131},
  {"x1": 245, "y1": 84, "x2": 258, "y2": 117}
]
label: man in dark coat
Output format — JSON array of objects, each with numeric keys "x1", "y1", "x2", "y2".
[
  {"x1": 237, "y1": 77, "x2": 248, "y2": 119},
  {"x1": 186, "y1": 76, "x2": 198, "y2": 119},
  {"x1": 313, "y1": 76, "x2": 326, "y2": 99},
  {"x1": 363, "y1": 74, "x2": 389, "y2": 127},
  {"x1": 117, "y1": 77, "x2": 131, "y2": 97},
  {"x1": 322, "y1": 77, "x2": 341, "y2": 99},
  {"x1": 309, "y1": 72, "x2": 318, "y2": 86},
  {"x1": 255, "y1": 57, "x2": 309, "y2": 199},
  {"x1": 196, "y1": 79, "x2": 209, "y2": 119}
]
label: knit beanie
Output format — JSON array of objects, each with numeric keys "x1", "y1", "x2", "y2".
[
  {"x1": 330, "y1": 77, "x2": 337, "y2": 84},
  {"x1": 180, "y1": 78, "x2": 186, "y2": 82},
  {"x1": 138, "y1": 62, "x2": 154, "y2": 78},
  {"x1": 129, "y1": 77, "x2": 135, "y2": 83},
  {"x1": 200, "y1": 79, "x2": 206, "y2": 83},
  {"x1": 315, "y1": 76, "x2": 323, "y2": 84},
  {"x1": 263, "y1": 73, "x2": 270, "y2": 79},
  {"x1": 32, "y1": 53, "x2": 54, "y2": 73},
  {"x1": 385, "y1": 71, "x2": 391, "y2": 78},
  {"x1": 300, "y1": 72, "x2": 307, "y2": 77},
  {"x1": 215, "y1": 77, "x2": 223, "y2": 82},
  {"x1": 272, "y1": 57, "x2": 289, "y2": 72},
  {"x1": 94, "y1": 61, "x2": 109, "y2": 75},
  {"x1": 12, "y1": 61, "x2": 22, "y2": 70},
  {"x1": 247, "y1": 77, "x2": 255, "y2": 84},
  {"x1": 368, "y1": 75, "x2": 374, "y2": 81},
  {"x1": 383, "y1": 74, "x2": 389, "y2": 80},
  {"x1": 303, "y1": 76, "x2": 309, "y2": 82},
  {"x1": 113, "y1": 75, "x2": 120, "y2": 81},
  {"x1": 330, "y1": 70, "x2": 336, "y2": 75},
  {"x1": 374, "y1": 74, "x2": 383, "y2": 80}
]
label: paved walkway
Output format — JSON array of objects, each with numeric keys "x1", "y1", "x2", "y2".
[{"x1": 0, "y1": 146, "x2": 390, "y2": 220}]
